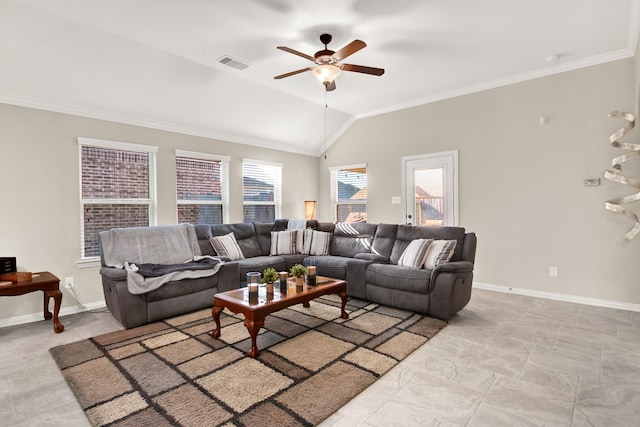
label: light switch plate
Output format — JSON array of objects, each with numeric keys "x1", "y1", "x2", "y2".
[{"x1": 391, "y1": 196, "x2": 401, "y2": 204}]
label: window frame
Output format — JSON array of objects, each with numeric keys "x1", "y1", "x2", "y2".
[
  {"x1": 330, "y1": 163, "x2": 367, "y2": 222},
  {"x1": 77, "y1": 137, "x2": 158, "y2": 262},
  {"x1": 175, "y1": 150, "x2": 230, "y2": 225},
  {"x1": 242, "y1": 158, "x2": 282, "y2": 222}
]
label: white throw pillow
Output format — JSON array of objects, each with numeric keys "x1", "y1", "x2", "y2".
[
  {"x1": 209, "y1": 232, "x2": 245, "y2": 260},
  {"x1": 424, "y1": 240, "x2": 457, "y2": 269},
  {"x1": 309, "y1": 230, "x2": 332, "y2": 256},
  {"x1": 270, "y1": 230, "x2": 297, "y2": 255},
  {"x1": 296, "y1": 229, "x2": 313, "y2": 255},
  {"x1": 398, "y1": 239, "x2": 432, "y2": 269}
]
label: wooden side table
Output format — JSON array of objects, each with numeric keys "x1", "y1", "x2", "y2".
[{"x1": 0, "y1": 271, "x2": 64, "y2": 333}]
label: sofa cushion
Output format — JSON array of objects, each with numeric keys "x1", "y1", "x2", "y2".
[
  {"x1": 398, "y1": 239, "x2": 433, "y2": 269},
  {"x1": 390, "y1": 225, "x2": 466, "y2": 264},
  {"x1": 210, "y1": 233, "x2": 245, "y2": 260},
  {"x1": 143, "y1": 275, "x2": 217, "y2": 302},
  {"x1": 304, "y1": 255, "x2": 349, "y2": 280},
  {"x1": 270, "y1": 231, "x2": 297, "y2": 255},
  {"x1": 370, "y1": 223, "x2": 397, "y2": 260},
  {"x1": 424, "y1": 240, "x2": 457, "y2": 269},
  {"x1": 366, "y1": 263, "x2": 432, "y2": 294},
  {"x1": 233, "y1": 256, "x2": 287, "y2": 283},
  {"x1": 254, "y1": 223, "x2": 274, "y2": 255},
  {"x1": 330, "y1": 222, "x2": 378, "y2": 257}
]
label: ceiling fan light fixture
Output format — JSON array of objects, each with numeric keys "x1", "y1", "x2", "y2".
[{"x1": 312, "y1": 64, "x2": 341, "y2": 85}]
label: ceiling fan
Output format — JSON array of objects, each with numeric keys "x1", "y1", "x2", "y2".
[{"x1": 274, "y1": 33, "x2": 385, "y2": 91}]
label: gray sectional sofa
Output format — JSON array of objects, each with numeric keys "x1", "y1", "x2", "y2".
[{"x1": 99, "y1": 219, "x2": 476, "y2": 328}]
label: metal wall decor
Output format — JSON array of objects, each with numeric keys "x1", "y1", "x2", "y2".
[{"x1": 605, "y1": 111, "x2": 640, "y2": 241}]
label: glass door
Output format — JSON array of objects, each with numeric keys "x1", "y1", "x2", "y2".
[{"x1": 402, "y1": 151, "x2": 458, "y2": 226}]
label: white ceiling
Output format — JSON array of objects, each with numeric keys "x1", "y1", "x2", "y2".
[{"x1": 1, "y1": 0, "x2": 639, "y2": 156}]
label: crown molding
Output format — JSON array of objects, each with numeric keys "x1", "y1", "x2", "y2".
[
  {"x1": 0, "y1": 92, "x2": 319, "y2": 157},
  {"x1": 356, "y1": 49, "x2": 636, "y2": 120}
]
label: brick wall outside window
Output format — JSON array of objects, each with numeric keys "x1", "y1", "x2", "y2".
[
  {"x1": 176, "y1": 156, "x2": 225, "y2": 224},
  {"x1": 80, "y1": 144, "x2": 155, "y2": 258}
]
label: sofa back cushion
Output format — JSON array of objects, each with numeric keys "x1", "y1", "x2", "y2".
[
  {"x1": 371, "y1": 223, "x2": 398, "y2": 260},
  {"x1": 254, "y1": 223, "x2": 274, "y2": 255},
  {"x1": 272, "y1": 219, "x2": 319, "y2": 231},
  {"x1": 210, "y1": 223, "x2": 264, "y2": 258},
  {"x1": 390, "y1": 225, "x2": 466, "y2": 264},
  {"x1": 193, "y1": 224, "x2": 215, "y2": 256},
  {"x1": 330, "y1": 222, "x2": 378, "y2": 258}
]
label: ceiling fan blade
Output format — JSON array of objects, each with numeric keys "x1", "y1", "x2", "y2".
[
  {"x1": 277, "y1": 46, "x2": 315, "y2": 62},
  {"x1": 333, "y1": 40, "x2": 366, "y2": 61},
  {"x1": 274, "y1": 67, "x2": 314, "y2": 79},
  {"x1": 341, "y1": 63, "x2": 385, "y2": 76},
  {"x1": 325, "y1": 81, "x2": 336, "y2": 91}
]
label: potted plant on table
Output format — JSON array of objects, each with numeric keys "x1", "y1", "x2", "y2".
[
  {"x1": 289, "y1": 264, "x2": 307, "y2": 289},
  {"x1": 261, "y1": 267, "x2": 278, "y2": 294}
]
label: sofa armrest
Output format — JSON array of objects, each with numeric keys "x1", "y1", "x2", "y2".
[
  {"x1": 432, "y1": 261, "x2": 474, "y2": 275},
  {"x1": 354, "y1": 253, "x2": 389, "y2": 263},
  {"x1": 100, "y1": 266, "x2": 127, "y2": 280},
  {"x1": 216, "y1": 262, "x2": 240, "y2": 292},
  {"x1": 428, "y1": 261, "x2": 474, "y2": 320}
]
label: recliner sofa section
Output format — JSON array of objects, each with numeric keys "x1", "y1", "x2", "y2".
[{"x1": 99, "y1": 219, "x2": 476, "y2": 329}]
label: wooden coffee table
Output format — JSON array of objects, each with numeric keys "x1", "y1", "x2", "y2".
[{"x1": 211, "y1": 276, "x2": 348, "y2": 358}]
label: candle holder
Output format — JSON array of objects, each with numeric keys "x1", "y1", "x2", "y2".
[
  {"x1": 246, "y1": 272, "x2": 260, "y2": 297},
  {"x1": 278, "y1": 271, "x2": 288, "y2": 293},
  {"x1": 306, "y1": 265, "x2": 317, "y2": 286}
]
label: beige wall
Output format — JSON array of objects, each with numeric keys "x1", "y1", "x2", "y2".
[
  {"x1": 0, "y1": 105, "x2": 318, "y2": 321},
  {"x1": 2, "y1": 58, "x2": 639, "y2": 324},
  {"x1": 319, "y1": 58, "x2": 640, "y2": 305}
]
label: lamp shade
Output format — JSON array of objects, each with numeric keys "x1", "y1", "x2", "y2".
[
  {"x1": 305, "y1": 200, "x2": 317, "y2": 220},
  {"x1": 312, "y1": 64, "x2": 341, "y2": 85}
]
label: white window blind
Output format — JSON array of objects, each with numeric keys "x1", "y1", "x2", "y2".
[
  {"x1": 242, "y1": 159, "x2": 282, "y2": 222},
  {"x1": 176, "y1": 150, "x2": 229, "y2": 225},
  {"x1": 330, "y1": 164, "x2": 367, "y2": 222},
  {"x1": 78, "y1": 137, "x2": 157, "y2": 259}
]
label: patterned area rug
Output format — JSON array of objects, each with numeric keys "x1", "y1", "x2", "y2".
[{"x1": 50, "y1": 295, "x2": 446, "y2": 426}]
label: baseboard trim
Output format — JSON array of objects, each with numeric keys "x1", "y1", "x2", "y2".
[
  {"x1": 3, "y1": 284, "x2": 639, "y2": 328},
  {"x1": 474, "y1": 282, "x2": 640, "y2": 313},
  {"x1": 0, "y1": 300, "x2": 107, "y2": 329}
]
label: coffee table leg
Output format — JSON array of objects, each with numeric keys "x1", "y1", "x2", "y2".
[
  {"x1": 244, "y1": 317, "x2": 265, "y2": 358},
  {"x1": 211, "y1": 306, "x2": 223, "y2": 338},
  {"x1": 339, "y1": 290, "x2": 349, "y2": 319},
  {"x1": 302, "y1": 301, "x2": 310, "y2": 308}
]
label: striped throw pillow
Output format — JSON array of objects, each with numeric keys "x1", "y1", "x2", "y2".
[
  {"x1": 209, "y1": 232, "x2": 245, "y2": 260},
  {"x1": 424, "y1": 240, "x2": 457, "y2": 269},
  {"x1": 270, "y1": 230, "x2": 297, "y2": 255},
  {"x1": 309, "y1": 231, "x2": 332, "y2": 256},
  {"x1": 296, "y1": 229, "x2": 313, "y2": 255},
  {"x1": 398, "y1": 239, "x2": 433, "y2": 268}
]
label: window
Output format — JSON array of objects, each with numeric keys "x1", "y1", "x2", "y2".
[
  {"x1": 78, "y1": 138, "x2": 157, "y2": 259},
  {"x1": 330, "y1": 164, "x2": 367, "y2": 222},
  {"x1": 176, "y1": 150, "x2": 229, "y2": 224},
  {"x1": 242, "y1": 159, "x2": 282, "y2": 222}
]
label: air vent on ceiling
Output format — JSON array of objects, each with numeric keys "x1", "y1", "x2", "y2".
[{"x1": 217, "y1": 55, "x2": 250, "y2": 71}]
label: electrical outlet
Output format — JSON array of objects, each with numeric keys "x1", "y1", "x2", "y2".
[
  {"x1": 549, "y1": 267, "x2": 558, "y2": 278},
  {"x1": 64, "y1": 277, "x2": 74, "y2": 288}
]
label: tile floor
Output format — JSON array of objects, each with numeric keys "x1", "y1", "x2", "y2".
[{"x1": 1, "y1": 288, "x2": 639, "y2": 426}]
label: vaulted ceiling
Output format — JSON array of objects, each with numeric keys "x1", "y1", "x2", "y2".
[{"x1": 1, "y1": 0, "x2": 638, "y2": 156}]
